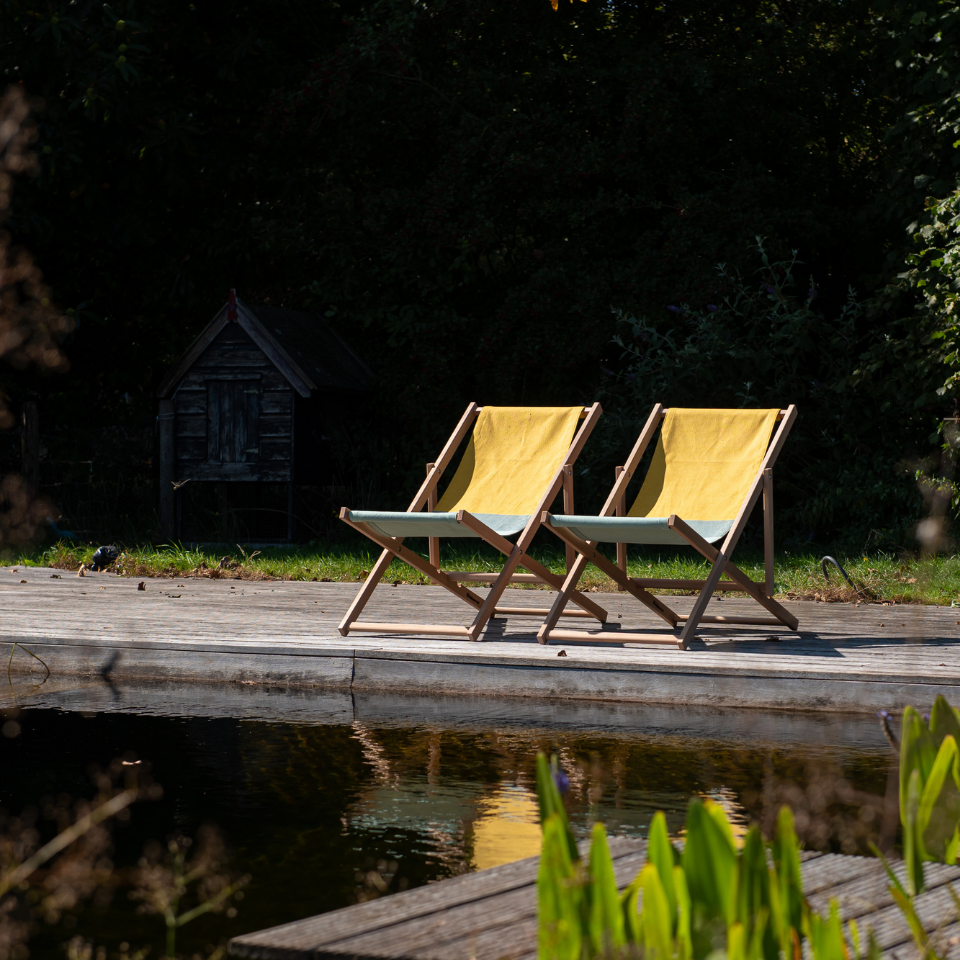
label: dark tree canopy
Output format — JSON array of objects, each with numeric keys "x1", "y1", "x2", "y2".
[{"x1": 2, "y1": 0, "x2": 959, "y2": 543}]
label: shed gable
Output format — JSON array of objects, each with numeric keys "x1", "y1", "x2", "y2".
[{"x1": 172, "y1": 324, "x2": 293, "y2": 482}]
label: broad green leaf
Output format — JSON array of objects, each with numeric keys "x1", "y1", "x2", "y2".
[
  {"x1": 587, "y1": 822, "x2": 625, "y2": 953},
  {"x1": 538, "y1": 813, "x2": 582, "y2": 960},
  {"x1": 648, "y1": 810, "x2": 678, "y2": 921},
  {"x1": 901, "y1": 707, "x2": 938, "y2": 820},
  {"x1": 945, "y1": 824, "x2": 959, "y2": 864},
  {"x1": 772, "y1": 806, "x2": 805, "y2": 939},
  {"x1": 918, "y1": 734, "x2": 960, "y2": 862},
  {"x1": 621, "y1": 875, "x2": 642, "y2": 945},
  {"x1": 747, "y1": 909, "x2": 770, "y2": 960},
  {"x1": 682, "y1": 799, "x2": 737, "y2": 925},
  {"x1": 728, "y1": 921, "x2": 747, "y2": 960},
  {"x1": 639, "y1": 863, "x2": 675, "y2": 960},
  {"x1": 673, "y1": 865, "x2": 693, "y2": 960},
  {"x1": 705, "y1": 798, "x2": 739, "y2": 852},
  {"x1": 535, "y1": 754, "x2": 578, "y2": 865},
  {"x1": 810, "y1": 901, "x2": 848, "y2": 960},
  {"x1": 847, "y1": 918, "x2": 862, "y2": 960},
  {"x1": 735, "y1": 827, "x2": 770, "y2": 927},
  {"x1": 931, "y1": 696, "x2": 960, "y2": 749},
  {"x1": 904, "y1": 768, "x2": 926, "y2": 895}
]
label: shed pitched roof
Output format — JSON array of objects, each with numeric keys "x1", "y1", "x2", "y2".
[
  {"x1": 247, "y1": 304, "x2": 372, "y2": 393},
  {"x1": 157, "y1": 297, "x2": 373, "y2": 399}
]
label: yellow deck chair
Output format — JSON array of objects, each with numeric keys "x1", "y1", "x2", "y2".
[
  {"x1": 339, "y1": 402, "x2": 607, "y2": 640},
  {"x1": 538, "y1": 404, "x2": 798, "y2": 649}
]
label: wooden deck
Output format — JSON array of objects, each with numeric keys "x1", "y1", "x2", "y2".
[
  {"x1": 3, "y1": 566, "x2": 960, "y2": 713},
  {"x1": 228, "y1": 839, "x2": 960, "y2": 960}
]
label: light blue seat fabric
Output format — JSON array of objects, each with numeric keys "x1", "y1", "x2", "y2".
[
  {"x1": 545, "y1": 515, "x2": 732, "y2": 546},
  {"x1": 347, "y1": 510, "x2": 530, "y2": 539}
]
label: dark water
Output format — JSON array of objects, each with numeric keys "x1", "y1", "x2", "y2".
[{"x1": 2, "y1": 681, "x2": 897, "y2": 959}]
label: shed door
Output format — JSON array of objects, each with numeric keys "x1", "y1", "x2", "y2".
[{"x1": 207, "y1": 380, "x2": 261, "y2": 463}]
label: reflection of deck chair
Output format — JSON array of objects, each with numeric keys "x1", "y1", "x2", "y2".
[
  {"x1": 339, "y1": 402, "x2": 607, "y2": 640},
  {"x1": 538, "y1": 405, "x2": 798, "y2": 650}
]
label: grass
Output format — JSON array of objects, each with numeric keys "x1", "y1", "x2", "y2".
[{"x1": 8, "y1": 539, "x2": 960, "y2": 606}]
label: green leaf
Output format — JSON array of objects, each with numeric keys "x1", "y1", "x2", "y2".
[
  {"x1": 890, "y1": 884, "x2": 929, "y2": 952},
  {"x1": 904, "y1": 768, "x2": 926, "y2": 895},
  {"x1": 537, "y1": 813, "x2": 583, "y2": 960},
  {"x1": 735, "y1": 827, "x2": 770, "y2": 927},
  {"x1": 945, "y1": 825, "x2": 959, "y2": 864},
  {"x1": 918, "y1": 735, "x2": 960, "y2": 862},
  {"x1": 648, "y1": 810, "x2": 679, "y2": 921},
  {"x1": 772, "y1": 806, "x2": 806, "y2": 942},
  {"x1": 728, "y1": 920, "x2": 748, "y2": 960},
  {"x1": 673, "y1": 865, "x2": 693, "y2": 960},
  {"x1": 900, "y1": 707, "x2": 938, "y2": 821},
  {"x1": 638, "y1": 863, "x2": 675, "y2": 960},
  {"x1": 930, "y1": 696, "x2": 960, "y2": 749},
  {"x1": 682, "y1": 798, "x2": 737, "y2": 927},
  {"x1": 621, "y1": 874, "x2": 642, "y2": 946},
  {"x1": 535, "y1": 754, "x2": 578, "y2": 865},
  {"x1": 587, "y1": 822, "x2": 626, "y2": 953},
  {"x1": 808, "y1": 900, "x2": 848, "y2": 960}
]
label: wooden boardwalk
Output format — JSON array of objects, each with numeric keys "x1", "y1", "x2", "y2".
[
  {"x1": 3, "y1": 566, "x2": 960, "y2": 713},
  {"x1": 228, "y1": 839, "x2": 960, "y2": 960}
]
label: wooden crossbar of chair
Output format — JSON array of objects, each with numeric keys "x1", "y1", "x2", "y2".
[
  {"x1": 338, "y1": 402, "x2": 607, "y2": 641},
  {"x1": 537, "y1": 404, "x2": 798, "y2": 650}
]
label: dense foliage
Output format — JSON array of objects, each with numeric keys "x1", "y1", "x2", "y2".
[
  {"x1": 536, "y1": 752, "x2": 883, "y2": 960},
  {"x1": 538, "y1": 694, "x2": 960, "y2": 959},
  {"x1": 2, "y1": 0, "x2": 960, "y2": 545}
]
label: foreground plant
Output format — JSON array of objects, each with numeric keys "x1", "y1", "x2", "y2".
[
  {"x1": 535, "y1": 754, "x2": 878, "y2": 960},
  {"x1": 890, "y1": 695, "x2": 960, "y2": 896},
  {"x1": 0, "y1": 763, "x2": 144, "y2": 960},
  {"x1": 130, "y1": 825, "x2": 249, "y2": 959}
]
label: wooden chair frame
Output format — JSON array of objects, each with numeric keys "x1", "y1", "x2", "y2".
[
  {"x1": 338, "y1": 401, "x2": 608, "y2": 641},
  {"x1": 537, "y1": 404, "x2": 799, "y2": 650}
]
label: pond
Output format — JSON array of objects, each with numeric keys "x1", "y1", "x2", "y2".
[{"x1": 2, "y1": 680, "x2": 895, "y2": 959}]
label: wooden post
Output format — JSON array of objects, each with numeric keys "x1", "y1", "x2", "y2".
[
  {"x1": 158, "y1": 399, "x2": 175, "y2": 538},
  {"x1": 288, "y1": 481, "x2": 295, "y2": 542},
  {"x1": 763, "y1": 467, "x2": 774, "y2": 598},
  {"x1": 426, "y1": 463, "x2": 439, "y2": 568},
  {"x1": 21, "y1": 401, "x2": 39, "y2": 495},
  {"x1": 615, "y1": 466, "x2": 626, "y2": 588}
]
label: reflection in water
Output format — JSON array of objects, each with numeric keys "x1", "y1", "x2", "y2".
[
  {"x1": 0, "y1": 692, "x2": 894, "y2": 958},
  {"x1": 347, "y1": 723, "x2": 543, "y2": 870},
  {"x1": 472, "y1": 786, "x2": 542, "y2": 870}
]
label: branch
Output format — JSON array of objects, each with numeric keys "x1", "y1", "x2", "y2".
[{"x1": 0, "y1": 789, "x2": 139, "y2": 898}]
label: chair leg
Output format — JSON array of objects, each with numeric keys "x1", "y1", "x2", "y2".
[
  {"x1": 338, "y1": 547, "x2": 397, "y2": 636},
  {"x1": 668, "y1": 516, "x2": 798, "y2": 630},
  {"x1": 340, "y1": 513, "x2": 486, "y2": 629},
  {"x1": 539, "y1": 521, "x2": 681, "y2": 636},
  {"x1": 537, "y1": 553, "x2": 592, "y2": 643},
  {"x1": 455, "y1": 510, "x2": 608, "y2": 623},
  {"x1": 466, "y1": 544, "x2": 527, "y2": 640},
  {"x1": 677, "y1": 553, "x2": 731, "y2": 649}
]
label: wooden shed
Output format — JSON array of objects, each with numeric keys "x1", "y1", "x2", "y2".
[{"x1": 156, "y1": 291, "x2": 372, "y2": 541}]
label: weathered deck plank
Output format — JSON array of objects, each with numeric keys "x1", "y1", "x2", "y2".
[
  {"x1": 227, "y1": 844, "x2": 960, "y2": 960},
  {"x1": 3, "y1": 567, "x2": 960, "y2": 713}
]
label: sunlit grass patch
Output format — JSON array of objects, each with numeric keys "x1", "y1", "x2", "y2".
[{"x1": 12, "y1": 541, "x2": 960, "y2": 606}]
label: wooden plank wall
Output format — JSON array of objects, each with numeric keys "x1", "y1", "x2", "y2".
[{"x1": 173, "y1": 324, "x2": 294, "y2": 482}]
